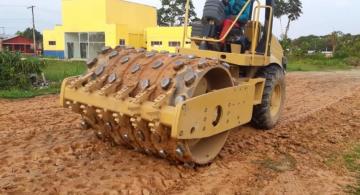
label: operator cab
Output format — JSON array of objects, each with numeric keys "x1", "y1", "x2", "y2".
[{"x1": 191, "y1": 0, "x2": 271, "y2": 55}]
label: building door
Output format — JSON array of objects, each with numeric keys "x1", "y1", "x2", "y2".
[
  {"x1": 67, "y1": 42, "x2": 74, "y2": 59},
  {"x1": 80, "y1": 43, "x2": 88, "y2": 59},
  {"x1": 129, "y1": 34, "x2": 143, "y2": 48}
]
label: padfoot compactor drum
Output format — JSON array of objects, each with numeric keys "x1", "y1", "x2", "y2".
[{"x1": 60, "y1": 0, "x2": 286, "y2": 165}]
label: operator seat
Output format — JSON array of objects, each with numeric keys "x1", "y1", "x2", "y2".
[{"x1": 225, "y1": 0, "x2": 255, "y2": 53}]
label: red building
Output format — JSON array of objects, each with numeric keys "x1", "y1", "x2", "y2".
[{"x1": 1, "y1": 35, "x2": 35, "y2": 54}]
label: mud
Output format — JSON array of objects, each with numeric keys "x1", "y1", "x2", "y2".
[{"x1": 0, "y1": 70, "x2": 360, "y2": 194}]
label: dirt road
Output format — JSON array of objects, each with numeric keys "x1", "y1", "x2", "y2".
[{"x1": 1, "y1": 70, "x2": 360, "y2": 194}]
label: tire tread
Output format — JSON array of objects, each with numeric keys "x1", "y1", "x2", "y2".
[{"x1": 251, "y1": 65, "x2": 285, "y2": 130}]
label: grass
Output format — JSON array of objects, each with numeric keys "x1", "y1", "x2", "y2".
[
  {"x1": 0, "y1": 85, "x2": 60, "y2": 99},
  {"x1": 255, "y1": 153, "x2": 297, "y2": 172},
  {"x1": 0, "y1": 59, "x2": 86, "y2": 99},
  {"x1": 287, "y1": 57, "x2": 353, "y2": 71},
  {"x1": 344, "y1": 144, "x2": 360, "y2": 194},
  {"x1": 43, "y1": 59, "x2": 86, "y2": 82}
]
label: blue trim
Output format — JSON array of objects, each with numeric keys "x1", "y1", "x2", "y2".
[{"x1": 44, "y1": 50, "x2": 65, "y2": 59}]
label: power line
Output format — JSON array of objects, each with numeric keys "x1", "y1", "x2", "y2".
[
  {"x1": 36, "y1": 6, "x2": 61, "y2": 13},
  {"x1": 0, "y1": 4, "x2": 60, "y2": 35},
  {"x1": 0, "y1": 5, "x2": 60, "y2": 12},
  {"x1": 0, "y1": 4, "x2": 61, "y2": 11},
  {"x1": 0, "y1": 4, "x2": 26, "y2": 8},
  {"x1": 0, "y1": 26, "x2": 27, "y2": 28},
  {"x1": 0, "y1": 18, "x2": 59, "y2": 25},
  {"x1": 0, "y1": 18, "x2": 30, "y2": 20}
]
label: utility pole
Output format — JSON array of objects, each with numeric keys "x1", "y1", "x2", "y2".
[{"x1": 27, "y1": 5, "x2": 37, "y2": 55}]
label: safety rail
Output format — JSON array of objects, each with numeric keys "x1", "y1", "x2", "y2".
[
  {"x1": 253, "y1": 5, "x2": 273, "y2": 57},
  {"x1": 182, "y1": 0, "x2": 273, "y2": 64}
]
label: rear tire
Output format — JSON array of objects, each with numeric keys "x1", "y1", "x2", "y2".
[{"x1": 251, "y1": 65, "x2": 285, "y2": 129}]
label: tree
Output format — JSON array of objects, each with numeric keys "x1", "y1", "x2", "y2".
[
  {"x1": 157, "y1": 0, "x2": 199, "y2": 26},
  {"x1": 16, "y1": 28, "x2": 43, "y2": 44},
  {"x1": 285, "y1": 32, "x2": 360, "y2": 59},
  {"x1": 279, "y1": 36, "x2": 292, "y2": 55},
  {"x1": 274, "y1": 0, "x2": 303, "y2": 39},
  {"x1": 329, "y1": 31, "x2": 343, "y2": 54}
]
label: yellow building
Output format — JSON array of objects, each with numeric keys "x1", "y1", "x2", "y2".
[
  {"x1": 43, "y1": 0, "x2": 157, "y2": 59},
  {"x1": 146, "y1": 27, "x2": 192, "y2": 53}
]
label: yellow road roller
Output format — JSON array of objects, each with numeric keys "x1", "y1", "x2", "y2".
[{"x1": 60, "y1": 0, "x2": 286, "y2": 165}]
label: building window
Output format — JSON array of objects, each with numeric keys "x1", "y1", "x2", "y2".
[
  {"x1": 80, "y1": 33, "x2": 88, "y2": 42},
  {"x1": 119, "y1": 39, "x2": 126, "y2": 46},
  {"x1": 186, "y1": 41, "x2": 191, "y2": 45},
  {"x1": 169, "y1": 41, "x2": 181, "y2": 47},
  {"x1": 89, "y1": 33, "x2": 105, "y2": 42},
  {"x1": 65, "y1": 32, "x2": 105, "y2": 59},
  {"x1": 151, "y1": 41, "x2": 162, "y2": 47},
  {"x1": 49, "y1": 41, "x2": 56, "y2": 46}
]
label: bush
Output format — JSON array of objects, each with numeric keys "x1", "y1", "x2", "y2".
[
  {"x1": 0, "y1": 51, "x2": 45, "y2": 90},
  {"x1": 345, "y1": 57, "x2": 360, "y2": 67}
]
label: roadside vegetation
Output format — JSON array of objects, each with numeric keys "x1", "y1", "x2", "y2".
[
  {"x1": 0, "y1": 51, "x2": 358, "y2": 99},
  {"x1": 0, "y1": 51, "x2": 45, "y2": 89},
  {"x1": 344, "y1": 144, "x2": 360, "y2": 194},
  {"x1": 0, "y1": 51, "x2": 86, "y2": 99},
  {"x1": 326, "y1": 143, "x2": 360, "y2": 194},
  {"x1": 42, "y1": 60, "x2": 86, "y2": 82},
  {"x1": 287, "y1": 55, "x2": 357, "y2": 71},
  {"x1": 283, "y1": 32, "x2": 360, "y2": 71}
]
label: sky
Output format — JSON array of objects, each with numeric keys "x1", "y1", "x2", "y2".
[{"x1": 0, "y1": 0, "x2": 359, "y2": 39}]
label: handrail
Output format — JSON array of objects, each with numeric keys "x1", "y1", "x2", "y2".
[
  {"x1": 263, "y1": 6, "x2": 273, "y2": 58},
  {"x1": 182, "y1": 0, "x2": 191, "y2": 47},
  {"x1": 251, "y1": 3, "x2": 260, "y2": 57},
  {"x1": 250, "y1": 5, "x2": 273, "y2": 63}
]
